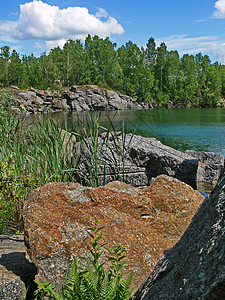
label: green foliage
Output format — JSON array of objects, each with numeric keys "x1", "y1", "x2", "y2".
[
  {"x1": 24, "y1": 118, "x2": 78, "y2": 182},
  {"x1": 74, "y1": 110, "x2": 134, "y2": 187},
  {"x1": 34, "y1": 219, "x2": 134, "y2": 300},
  {"x1": 1, "y1": 36, "x2": 224, "y2": 107},
  {"x1": 0, "y1": 91, "x2": 135, "y2": 232},
  {"x1": 0, "y1": 158, "x2": 39, "y2": 233},
  {"x1": 74, "y1": 110, "x2": 109, "y2": 187}
]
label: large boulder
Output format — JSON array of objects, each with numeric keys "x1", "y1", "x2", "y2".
[
  {"x1": 77, "y1": 134, "x2": 199, "y2": 189},
  {"x1": 128, "y1": 135, "x2": 199, "y2": 189},
  {"x1": 77, "y1": 134, "x2": 224, "y2": 192},
  {"x1": 131, "y1": 171, "x2": 225, "y2": 300},
  {"x1": 186, "y1": 150, "x2": 224, "y2": 193},
  {"x1": 23, "y1": 176, "x2": 204, "y2": 293}
]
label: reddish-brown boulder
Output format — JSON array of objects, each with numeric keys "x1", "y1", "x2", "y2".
[{"x1": 23, "y1": 175, "x2": 204, "y2": 292}]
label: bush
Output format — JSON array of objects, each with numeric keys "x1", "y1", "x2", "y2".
[{"x1": 0, "y1": 157, "x2": 40, "y2": 234}]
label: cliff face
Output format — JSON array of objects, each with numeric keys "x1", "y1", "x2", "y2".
[
  {"x1": 9, "y1": 85, "x2": 151, "y2": 115},
  {"x1": 131, "y1": 170, "x2": 225, "y2": 300}
]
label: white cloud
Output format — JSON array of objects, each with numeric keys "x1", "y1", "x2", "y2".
[
  {"x1": 213, "y1": 0, "x2": 225, "y2": 18},
  {"x1": 155, "y1": 34, "x2": 225, "y2": 63},
  {"x1": 0, "y1": 0, "x2": 124, "y2": 49},
  {"x1": 95, "y1": 8, "x2": 108, "y2": 19}
]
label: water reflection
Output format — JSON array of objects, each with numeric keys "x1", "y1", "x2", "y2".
[{"x1": 24, "y1": 108, "x2": 225, "y2": 156}]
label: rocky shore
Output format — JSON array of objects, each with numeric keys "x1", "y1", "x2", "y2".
[
  {"x1": 9, "y1": 85, "x2": 152, "y2": 115},
  {"x1": 1, "y1": 85, "x2": 225, "y2": 298},
  {"x1": 1, "y1": 132, "x2": 225, "y2": 299}
]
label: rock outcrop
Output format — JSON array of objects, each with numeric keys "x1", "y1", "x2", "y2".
[
  {"x1": 131, "y1": 170, "x2": 225, "y2": 300},
  {"x1": 9, "y1": 85, "x2": 150, "y2": 115},
  {"x1": 77, "y1": 134, "x2": 224, "y2": 192},
  {"x1": 77, "y1": 134, "x2": 199, "y2": 189},
  {"x1": 22, "y1": 176, "x2": 204, "y2": 293}
]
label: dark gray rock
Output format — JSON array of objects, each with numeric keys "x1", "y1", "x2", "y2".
[
  {"x1": 11, "y1": 86, "x2": 149, "y2": 114},
  {"x1": 70, "y1": 86, "x2": 77, "y2": 92},
  {"x1": 128, "y1": 135, "x2": 198, "y2": 189},
  {"x1": 186, "y1": 150, "x2": 224, "y2": 193},
  {"x1": 0, "y1": 265, "x2": 26, "y2": 300},
  {"x1": 71, "y1": 101, "x2": 83, "y2": 112},
  {"x1": 10, "y1": 85, "x2": 20, "y2": 90},
  {"x1": 77, "y1": 97, "x2": 90, "y2": 111},
  {"x1": 11, "y1": 107, "x2": 22, "y2": 114},
  {"x1": 76, "y1": 134, "x2": 199, "y2": 189},
  {"x1": 186, "y1": 150, "x2": 224, "y2": 168},
  {"x1": 0, "y1": 235, "x2": 37, "y2": 299},
  {"x1": 131, "y1": 170, "x2": 225, "y2": 300},
  {"x1": 133, "y1": 102, "x2": 145, "y2": 110},
  {"x1": 76, "y1": 133, "x2": 148, "y2": 187},
  {"x1": 18, "y1": 92, "x2": 30, "y2": 101},
  {"x1": 90, "y1": 91, "x2": 108, "y2": 110},
  {"x1": 61, "y1": 99, "x2": 71, "y2": 110},
  {"x1": 36, "y1": 96, "x2": 44, "y2": 105},
  {"x1": 108, "y1": 90, "x2": 124, "y2": 110}
]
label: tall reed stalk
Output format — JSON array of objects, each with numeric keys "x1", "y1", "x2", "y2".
[
  {"x1": 0, "y1": 89, "x2": 134, "y2": 232},
  {"x1": 73, "y1": 110, "x2": 134, "y2": 187}
]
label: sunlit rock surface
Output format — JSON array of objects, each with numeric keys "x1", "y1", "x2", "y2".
[{"x1": 23, "y1": 176, "x2": 204, "y2": 293}]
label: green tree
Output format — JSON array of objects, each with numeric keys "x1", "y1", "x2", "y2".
[
  {"x1": 85, "y1": 35, "x2": 123, "y2": 89},
  {"x1": 117, "y1": 41, "x2": 154, "y2": 100},
  {"x1": 146, "y1": 37, "x2": 157, "y2": 71},
  {"x1": 8, "y1": 50, "x2": 22, "y2": 86},
  {"x1": 0, "y1": 46, "x2": 10, "y2": 86},
  {"x1": 62, "y1": 39, "x2": 90, "y2": 86},
  {"x1": 155, "y1": 42, "x2": 168, "y2": 93}
]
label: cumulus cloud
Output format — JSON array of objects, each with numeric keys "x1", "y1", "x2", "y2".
[
  {"x1": 155, "y1": 34, "x2": 225, "y2": 63},
  {"x1": 0, "y1": 0, "x2": 124, "y2": 49},
  {"x1": 213, "y1": 0, "x2": 225, "y2": 18}
]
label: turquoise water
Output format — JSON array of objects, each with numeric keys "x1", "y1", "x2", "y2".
[
  {"x1": 92, "y1": 108, "x2": 225, "y2": 156},
  {"x1": 36, "y1": 108, "x2": 225, "y2": 156},
  {"x1": 120, "y1": 108, "x2": 225, "y2": 156}
]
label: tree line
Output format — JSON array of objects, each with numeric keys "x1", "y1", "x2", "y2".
[{"x1": 1, "y1": 35, "x2": 225, "y2": 107}]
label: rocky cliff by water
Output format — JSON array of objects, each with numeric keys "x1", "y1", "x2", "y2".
[{"x1": 9, "y1": 85, "x2": 152, "y2": 115}]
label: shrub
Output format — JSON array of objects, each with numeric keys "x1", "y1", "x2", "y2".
[{"x1": 0, "y1": 157, "x2": 40, "y2": 234}]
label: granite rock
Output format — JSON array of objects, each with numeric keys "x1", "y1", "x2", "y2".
[
  {"x1": 77, "y1": 134, "x2": 199, "y2": 189},
  {"x1": 23, "y1": 176, "x2": 204, "y2": 293},
  {"x1": 9, "y1": 86, "x2": 150, "y2": 115},
  {"x1": 0, "y1": 265, "x2": 26, "y2": 300},
  {"x1": 131, "y1": 171, "x2": 225, "y2": 300},
  {"x1": 186, "y1": 150, "x2": 224, "y2": 193},
  {"x1": 0, "y1": 235, "x2": 37, "y2": 300}
]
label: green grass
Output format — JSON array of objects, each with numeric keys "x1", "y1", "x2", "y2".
[{"x1": 0, "y1": 90, "x2": 134, "y2": 234}]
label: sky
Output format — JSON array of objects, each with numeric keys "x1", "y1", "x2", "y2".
[{"x1": 1, "y1": 0, "x2": 225, "y2": 63}]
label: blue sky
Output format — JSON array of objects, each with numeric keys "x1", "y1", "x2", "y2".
[{"x1": 1, "y1": 0, "x2": 225, "y2": 63}]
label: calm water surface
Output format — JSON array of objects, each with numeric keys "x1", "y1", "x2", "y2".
[{"x1": 31, "y1": 108, "x2": 225, "y2": 156}]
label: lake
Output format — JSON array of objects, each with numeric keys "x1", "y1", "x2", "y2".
[{"x1": 29, "y1": 108, "x2": 225, "y2": 157}]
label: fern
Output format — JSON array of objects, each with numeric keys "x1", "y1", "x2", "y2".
[{"x1": 34, "y1": 218, "x2": 134, "y2": 300}]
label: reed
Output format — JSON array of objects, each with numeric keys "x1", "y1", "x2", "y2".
[
  {"x1": 0, "y1": 89, "x2": 134, "y2": 232},
  {"x1": 72, "y1": 110, "x2": 134, "y2": 187}
]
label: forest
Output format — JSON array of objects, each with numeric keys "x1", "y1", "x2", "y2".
[{"x1": 1, "y1": 35, "x2": 225, "y2": 107}]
